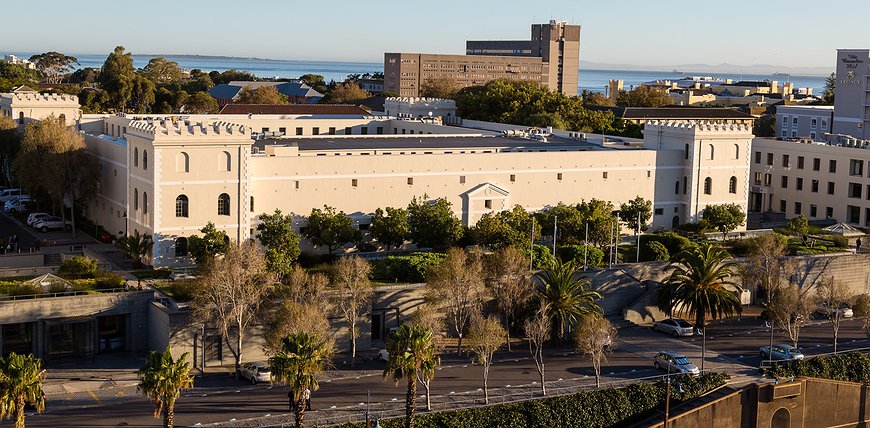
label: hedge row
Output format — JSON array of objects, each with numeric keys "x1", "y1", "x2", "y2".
[
  {"x1": 764, "y1": 352, "x2": 870, "y2": 383},
  {"x1": 335, "y1": 372, "x2": 728, "y2": 428},
  {"x1": 372, "y1": 252, "x2": 448, "y2": 283}
]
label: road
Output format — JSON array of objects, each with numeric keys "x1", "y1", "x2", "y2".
[{"x1": 22, "y1": 315, "x2": 870, "y2": 427}]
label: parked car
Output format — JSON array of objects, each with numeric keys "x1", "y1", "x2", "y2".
[
  {"x1": 0, "y1": 188, "x2": 22, "y2": 202},
  {"x1": 760, "y1": 344, "x2": 805, "y2": 362},
  {"x1": 817, "y1": 304, "x2": 854, "y2": 318},
  {"x1": 652, "y1": 318, "x2": 695, "y2": 338},
  {"x1": 3, "y1": 196, "x2": 31, "y2": 213},
  {"x1": 653, "y1": 351, "x2": 700, "y2": 375},
  {"x1": 239, "y1": 362, "x2": 271, "y2": 385},
  {"x1": 27, "y1": 212, "x2": 50, "y2": 227},
  {"x1": 32, "y1": 216, "x2": 71, "y2": 232}
]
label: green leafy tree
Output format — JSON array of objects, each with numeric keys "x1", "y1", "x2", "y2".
[
  {"x1": 577, "y1": 199, "x2": 619, "y2": 249},
  {"x1": 115, "y1": 229, "x2": 154, "y2": 268},
  {"x1": 0, "y1": 62, "x2": 37, "y2": 92},
  {"x1": 616, "y1": 85, "x2": 674, "y2": 107},
  {"x1": 237, "y1": 85, "x2": 288, "y2": 104},
  {"x1": 822, "y1": 72, "x2": 835, "y2": 105},
  {"x1": 534, "y1": 203, "x2": 585, "y2": 245},
  {"x1": 210, "y1": 69, "x2": 258, "y2": 85},
  {"x1": 702, "y1": 203, "x2": 746, "y2": 239},
  {"x1": 470, "y1": 205, "x2": 538, "y2": 250},
  {"x1": 142, "y1": 57, "x2": 183, "y2": 84},
  {"x1": 581, "y1": 90, "x2": 614, "y2": 107},
  {"x1": 0, "y1": 116, "x2": 20, "y2": 187},
  {"x1": 527, "y1": 112, "x2": 568, "y2": 130},
  {"x1": 130, "y1": 75, "x2": 157, "y2": 113},
  {"x1": 184, "y1": 70, "x2": 215, "y2": 93},
  {"x1": 407, "y1": 196, "x2": 463, "y2": 249},
  {"x1": 420, "y1": 77, "x2": 460, "y2": 99},
  {"x1": 305, "y1": 205, "x2": 358, "y2": 254},
  {"x1": 0, "y1": 352, "x2": 46, "y2": 428},
  {"x1": 137, "y1": 348, "x2": 194, "y2": 428},
  {"x1": 28, "y1": 51, "x2": 78, "y2": 84},
  {"x1": 534, "y1": 258, "x2": 602, "y2": 344},
  {"x1": 256, "y1": 209, "x2": 301, "y2": 276},
  {"x1": 786, "y1": 215, "x2": 809, "y2": 237},
  {"x1": 370, "y1": 207, "x2": 409, "y2": 250},
  {"x1": 619, "y1": 196, "x2": 653, "y2": 234},
  {"x1": 299, "y1": 74, "x2": 327, "y2": 93},
  {"x1": 269, "y1": 333, "x2": 331, "y2": 428},
  {"x1": 383, "y1": 324, "x2": 440, "y2": 428},
  {"x1": 658, "y1": 244, "x2": 742, "y2": 370},
  {"x1": 97, "y1": 46, "x2": 136, "y2": 111},
  {"x1": 321, "y1": 82, "x2": 369, "y2": 104},
  {"x1": 187, "y1": 222, "x2": 229, "y2": 265},
  {"x1": 753, "y1": 114, "x2": 776, "y2": 137},
  {"x1": 184, "y1": 92, "x2": 219, "y2": 114},
  {"x1": 467, "y1": 315, "x2": 506, "y2": 404}
]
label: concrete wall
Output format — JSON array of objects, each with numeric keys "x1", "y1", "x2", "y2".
[{"x1": 0, "y1": 253, "x2": 44, "y2": 268}]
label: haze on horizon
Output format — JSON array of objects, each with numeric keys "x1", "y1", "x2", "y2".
[{"x1": 3, "y1": 0, "x2": 868, "y2": 72}]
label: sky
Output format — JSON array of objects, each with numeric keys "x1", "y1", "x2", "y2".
[{"x1": 3, "y1": 0, "x2": 869, "y2": 69}]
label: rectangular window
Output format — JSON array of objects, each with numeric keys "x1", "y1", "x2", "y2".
[
  {"x1": 850, "y1": 159, "x2": 864, "y2": 176},
  {"x1": 376, "y1": 127, "x2": 384, "y2": 134},
  {"x1": 654, "y1": 208, "x2": 664, "y2": 215},
  {"x1": 345, "y1": 127, "x2": 352, "y2": 135},
  {"x1": 826, "y1": 207, "x2": 834, "y2": 218},
  {"x1": 782, "y1": 116, "x2": 788, "y2": 126},
  {"x1": 352, "y1": 178, "x2": 358, "y2": 187},
  {"x1": 794, "y1": 202, "x2": 802, "y2": 215},
  {"x1": 792, "y1": 130, "x2": 797, "y2": 138},
  {"x1": 407, "y1": 177, "x2": 413, "y2": 185},
  {"x1": 810, "y1": 132, "x2": 817, "y2": 140},
  {"x1": 782, "y1": 155, "x2": 790, "y2": 167},
  {"x1": 312, "y1": 127, "x2": 320, "y2": 135},
  {"x1": 557, "y1": 173, "x2": 563, "y2": 180},
  {"x1": 810, "y1": 205, "x2": 818, "y2": 217},
  {"x1": 361, "y1": 127, "x2": 368, "y2": 135},
  {"x1": 781, "y1": 130, "x2": 787, "y2": 138},
  {"x1": 262, "y1": 127, "x2": 269, "y2": 133},
  {"x1": 811, "y1": 118, "x2": 817, "y2": 129},
  {"x1": 459, "y1": 176, "x2": 466, "y2": 184},
  {"x1": 797, "y1": 156, "x2": 804, "y2": 169},
  {"x1": 295, "y1": 127, "x2": 303, "y2": 136},
  {"x1": 754, "y1": 172, "x2": 762, "y2": 185},
  {"x1": 829, "y1": 160, "x2": 837, "y2": 173},
  {"x1": 822, "y1": 119, "x2": 828, "y2": 131},
  {"x1": 764, "y1": 174, "x2": 772, "y2": 186},
  {"x1": 827, "y1": 182, "x2": 835, "y2": 195},
  {"x1": 510, "y1": 174, "x2": 516, "y2": 182},
  {"x1": 793, "y1": 117, "x2": 798, "y2": 126},
  {"x1": 603, "y1": 171, "x2": 608, "y2": 179},
  {"x1": 779, "y1": 200, "x2": 786, "y2": 212},
  {"x1": 295, "y1": 181, "x2": 300, "y2": 189},
  {"x1": 754, "y1": 151, "x2": 761, "y2": 164},
  {"x1": 328, "y1": 127, "x2": 336, "y2": 135},
  {"x1": 279, "y1": 127, "x2": 286, "y2": 135},
  {"x1": 781, "y1": 176, "x2": 788, "y2": 188},
  {"x1": 811, "y1": 179, "x2": 819, "y2": 192},
  {"x1": 766, "y1": 153, "x2": 774, "y2": 165},
  {"x1": 850, "y1": 183, "x2": 862, "y2": 198},
  {"x1": 796, "y1": 177, "x2": 803, "y2": 190},
  {"x1": 250, "y1": 197, "x2": 255, "y2": 212},
  {"x1": 484, "y1": 200, "x2": 493, "y2": 209},
  {"x1": 813, "y1": 158, "x2": 820, "y2": 171}
]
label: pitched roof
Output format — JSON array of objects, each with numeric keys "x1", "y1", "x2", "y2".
[
  {"x1": 589, "y1": 106, "x2": 755, "y2": 120},
  {"x1": 208, "y1": 81, "x2": 323, "y2": 101},
  {"x1": 218, "y1": 104, "x2": 371, "y2": 116}
]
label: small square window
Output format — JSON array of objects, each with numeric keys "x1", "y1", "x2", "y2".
[
  {"x1": 654, "y1": 208, "x2": 664, "y2": 215},
  {"x1": 557, "y1": 173, "x2": 563, "y2": 180},
  {"x1": 603, "y1": 171, "x2": 608, "y2": 179},
  {"x1": 361, "y1": 127, "x2": 368, "y2": 135},
  {"x1": 460, "y1": 176, "x2": 466, "y2": 184},
  {"x1": 345, "y1": 127, "x2": 352, "y2": 134},
  {"x1": 826, "y1": 207, "x2": 834, "y2": 218},
  {"x1": 510, "y1": 174, "x2": 516, "y2": 182},
  {"x1": 352, "y1": 179, "x2": 358, "y2": 187},
  {"x1": 484, "y1": 199, "x2": 492, "y2": 209},
  {"x1": 328, "y1": 127, "x2": 336, "y2": 135},
  {"x1": 313, "y1": 127, "x2": 320, "y2": 135},
  {"x1": 407, "y1": 177, "x2": 414, "y2": 185},
  {"x1": 295, "y1": 127, "x2": 303, "y2": 135}
]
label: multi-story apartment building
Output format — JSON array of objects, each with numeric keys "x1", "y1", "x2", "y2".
[
  {"x1": 833, "y1": 49, "x2": 870, "y2": 139},
  {"x1": 775, "y1": 105, "x2": 834, "y2": 141},
  {"x1": 749, "y1": 137, "x2": 870, "y2": 227},
  {"x1": 384, "y1": 20, "x2": 580, "y2": 97}
]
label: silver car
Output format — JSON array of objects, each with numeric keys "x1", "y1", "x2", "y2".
[
  {"x1": 652, "y1": 318, "x2": 694, "y2": 338},
  {"x1": 239, "y1": 362, "x2": 271, "y2": 385},
  {"x1": 653, "y1": 351, "x2": 700, "y2": 375},
  {"x1": 760, "y1": 344, "x2": 805, "y2": 362},
  {"x1": 32, "y1": 216, "x2": 71, "y2": 232}
]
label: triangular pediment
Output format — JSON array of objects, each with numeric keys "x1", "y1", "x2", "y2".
[{"x1": 462, "y1": 182, "x2": 510, "y2": 198}]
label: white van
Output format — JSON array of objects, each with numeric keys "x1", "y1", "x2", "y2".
[{"x1": 0, "y1": 189, "x2": 22, "y2": 202}]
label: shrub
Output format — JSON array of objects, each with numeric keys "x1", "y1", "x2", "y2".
[
  {"x1": 640, "y1": 240, "x2": 669, "y2": 262},
  {"x1": 0, "y1": 282, "x2": 43, "y2": 297},
  {"x1": 334, "y1": 372, "x2": 728, "y2": 428},
  {"x1": 131, "y1": 269, "x2": 172, "y2": 280},
  {"x1": 764, "y1": 352, "x2": 870, "y2": 383},
  {"x1": 57, "y1": 257, "x2": 99, "y2": 279},
  {"x1": 95, "y1": 273, "x2": 126, "y2": 290},
  {"x1": 830, "y1": 235, "x2": 849, "y2": 249},
  {"x1": 374, "y1": 252, "x2": 447, "y2": 283},
  {"x1": 557, "y1": 244, "x2": 605, "y2": 268},
  {"x1": 522, "y1": 244, "x2": 555, "y2": 270},
  {"x1": 644, "y1": 232, "x2": 696, "y2": 259},
  {"x1": 156, "y1": 280, "x2": 197, "y2": 302}
]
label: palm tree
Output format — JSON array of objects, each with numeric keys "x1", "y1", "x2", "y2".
[
  {"x1": 384, "y1": 324, "x2": 440, "y2": 428},
  {"x1": 658, "y1": 243, "x2": 742, "y2": 371},
  {"x1": 269, "y1": 332, "x2": 331, "y2": 428},
  {"x1": 115, "y1": 229, "x2": 154, "y2": 268},
  {"x1": 0, "y1": 353, "x2": 46, "y2": 428},
  {"x1": 534, "y1": 258, "x2": 602, "y2": 344},
  {"x1": 137, "y1": 347, "x2": 194, "y2": 428}
]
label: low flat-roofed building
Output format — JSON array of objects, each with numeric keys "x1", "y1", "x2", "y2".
[{"x1": 775, "y1": 105, "x2": 834, "y2": 141}]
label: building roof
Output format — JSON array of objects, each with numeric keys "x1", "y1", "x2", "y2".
[
  {"x1": 218, "y1": 104, "x2": 371, "y2": 116},
  {"x1": 208, "y1": 81, "x2": 323, "y2": 101},
  {"x1": 590, "y1": 106, "x2": 755, "y2": 120},
  {"x1": 257, "y1": 135, "x2": 602, "y2": 152}
]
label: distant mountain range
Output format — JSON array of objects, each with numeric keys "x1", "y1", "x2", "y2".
[{"x1": 579, "y1": 60, "x2": 832, "y2": 77}]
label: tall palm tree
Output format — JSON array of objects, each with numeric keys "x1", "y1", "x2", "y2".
[
  {"x1": 0, "y1": 353, "x2": 46, "y2": 428},
  {"x1": 384, "y1": 324, "x2": 440, "y2": 428},
  {"x1": 658, "y1": 243, "x2": 742, "y2": 371},
  {"x1": 137, "y1": 347, "x2": 194, "y2": 428},
  {"x1": 534, "y1": 258, "x2": 602, "y2": 344},
  {"x1": 269, "y1": 332, "x2": 331, "y2": 428}
]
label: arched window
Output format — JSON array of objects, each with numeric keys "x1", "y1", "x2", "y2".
[
  {"x1": 729, "y1": 176, "x2": 738, "y2": 194},
  {"x1": 708, "y1": 144, "x2": 715, "y2": 160},
  {"x1": 682, "y1": 176, "x2": 688, "y2": 195},
  {"x1": 684, "y1": 143, "x2": 689, "y2": 160},
  {"x1": 221, "y1": 151, "x2": 231, "y2": 172},
  {"x1": 133, "y1": 188, "x2": 139, "y2": 210},
  {"x1": 177, "y1": 152, "x2": 189, "y2": 173},
  {"x1": 175, "y1": 237, "x2": 188, "y2": 257},
  {"x1": 143, "y1": 192, "x2": 148, "y2": 214},
  {"x1": 704, "y1": 177, "x2": 712, "y2": 195},
  {"x1": 18, "y1": 112, "x2": 24, "y2": 125},
  {"x1": 674, "y1": 181, "x2": 680, "y2": 195},
  {"x1": 771, "y1": 408, "x2": 790, "y2": 428},
  {"x1": 134, "y1": 147, "x2": 139, "y2": 167},
  {"x1": 175, "y1": 195, "x2": 189, "y2": 217},
  {"x1": 734, "y1": 143, "x2": 740, "y2": 159},
  {"x1": 217, "y1": 193, "x2": 230, "y2": 216},
  {"x1": 143, "y1": 150, "x2": 148, "y2": 170},
  {"x1": 672, "y1": 215, "x2": 680, "y2": 228}
]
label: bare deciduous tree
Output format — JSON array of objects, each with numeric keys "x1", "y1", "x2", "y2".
[
  {"x1": 523, "y1": 307, "x2": 551, "y2": 396},
  {"x1": 573, "y1": 314, "x2": 617, "y2": 388},
  {"x1": 331, "y1": 256, "x2": 374, "y2": 367},
  {"x1": 486, "y1": 246, "x2": 533, "y2": 351},
  {"x1": 284, "y1": 265, "x2": 328, "y2": 305},
  {"x1": 192, "y1": 241, "x2": 275, "y2": 377},
  {"x1": 768, "y1": 283, "x2": 816, "y2": 348},
  {"x1": 467, "y1": 315, "x2": 506, "y2": 404},
  {"x1": 742, "y1": 234, "x2": 790, "y2": 302},
  {"x1": 426, "y1": 247, "x2": 487, "y2": 355},
  {"x1": 852, "y1": 294, "x2": 870, "y2": 338},
  {"x1": 264, "y1": 300, "x2": 333, "y2": 357},
  {"x1": 816, "y1": 276, "x2": 851, "y2": 354}
]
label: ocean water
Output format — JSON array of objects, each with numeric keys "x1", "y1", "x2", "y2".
[{"x1": 12, "y1": 52, "x2": 828, "y2": 94}]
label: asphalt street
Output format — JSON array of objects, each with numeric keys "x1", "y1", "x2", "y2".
[{"x1": 20, "y1": 315, "x2": 870, "y2": 428}]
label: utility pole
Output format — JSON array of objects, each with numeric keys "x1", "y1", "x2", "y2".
[
  {"x1": 636, "y1": 210, "x2": 641, "y2": 263},
  {"x1": 583, "y1": 223, "x2": 589, "y2": 270},
  {"x1": 552, "y1": 215, "x2": 558, "y2": 257},
  {"x1": 530, "y1": 218, "x2": 535, "y2": 271}
]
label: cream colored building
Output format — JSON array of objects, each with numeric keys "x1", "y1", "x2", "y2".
[
  {"x1": 0, "y1": 89, "x2": 81, "y2": 126},
  {"x1": 6, "y1": 94, "x2": 753, "y2": 267},
  {"x1": 750, "y1": 137, "x2": 870, "y2": 227}
]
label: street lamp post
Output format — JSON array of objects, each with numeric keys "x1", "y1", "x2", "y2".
[{"x1": 636, "y1": 210, "x2": 641, "y2": 263}]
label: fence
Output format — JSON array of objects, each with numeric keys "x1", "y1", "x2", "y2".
[{"x1": 0, "y1": 288, "x2": 133, "y2": 301}]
